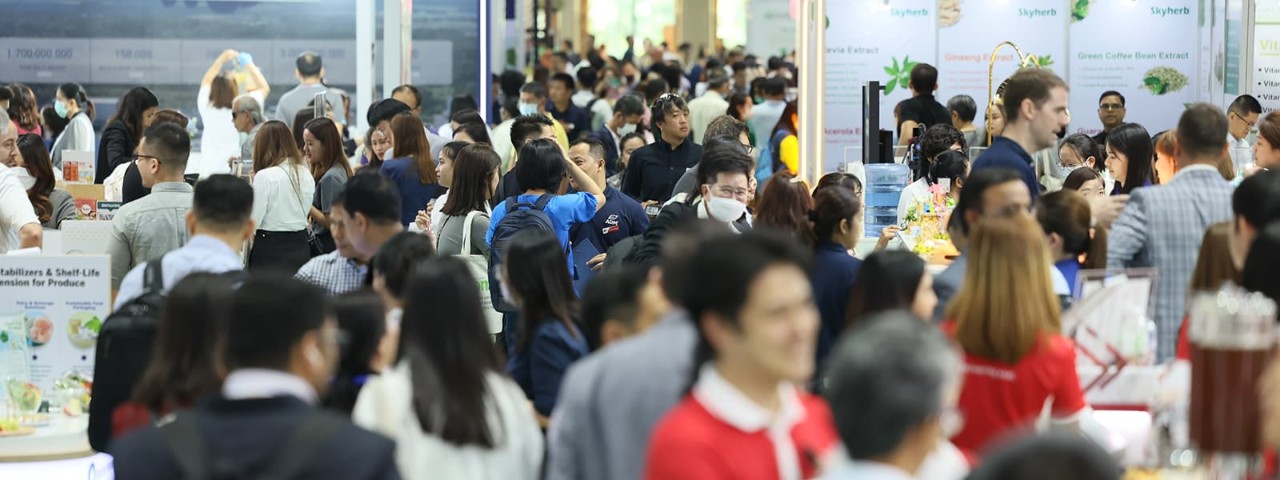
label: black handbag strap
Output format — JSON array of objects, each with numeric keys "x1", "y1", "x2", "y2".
[
  {"x1": 159, "y1": 409, "x2": 346, "y2": 480},
  {"x1": 142, "y1": 253, "x2": 166, "y2": 295}
]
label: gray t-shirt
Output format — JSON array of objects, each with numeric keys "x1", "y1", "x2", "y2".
[
  {"x1": 274, "y1": 83, "x2": 345, "y2": 130},
  {"x1": 436, "y1": 211, "x2": 490, "y2": 257},
  {"x1": 44, "y1": 189, "x2": 77, "y2": 230},
  {"x1": 312, "y1": 164, "x2": 350, "y2": 237}
]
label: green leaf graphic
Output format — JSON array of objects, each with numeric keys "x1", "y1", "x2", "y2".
[{"x1": 885, "y1": 81, "x2": 897, "y2": 95}]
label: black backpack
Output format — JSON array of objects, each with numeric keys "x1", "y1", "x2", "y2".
[
  {"x1": 88, "y1": 256, "x2": 168, "y2": 453},
  {"x1": 488, "y1": 194, "x2": 557, "y2": 313},
  {"x1": 160, "y1": 409, "x2": 345, "y2": 479}
]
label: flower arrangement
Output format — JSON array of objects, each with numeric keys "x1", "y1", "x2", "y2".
[{"x1": 903, "y1": 184, "x2": 958, "y2": 259}]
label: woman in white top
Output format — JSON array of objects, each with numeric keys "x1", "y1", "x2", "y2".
[
  {"x1": 49, "y1": 82, "x2": 96, "y2": 171},
  {"x1": 196, "y1": 49, "x2": 268, "y2": 178},
  {"x1": 435, "y1": 144, "x2": 501, "y2": 256},
  {"x1": 354, "y1": 256, "x2": 543, "y2": 480},
  {"x1": 247, "y1": 121, "x2": 315, "y2": 273}
]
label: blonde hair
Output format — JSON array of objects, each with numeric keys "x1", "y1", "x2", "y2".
[{"x1": 949, "y1": 214, "x2": 1061, "y2": 364}]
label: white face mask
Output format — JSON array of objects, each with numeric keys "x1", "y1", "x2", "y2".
[
  {"x1": 616, "y1": 123, "x2": 637, "y2": 136},
  {"x1": 12, "y1": 167, "x2": 35, "y2": 190},
  {"x1": 518, "y1": 102, "x2": 539, "y2": 116},
  {"x1": 704, "y1": 195, "x2": 747, "y2": 223}
]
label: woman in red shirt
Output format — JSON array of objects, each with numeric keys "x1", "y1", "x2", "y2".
[{"x1": 942, "y1": 215, "x2": 1087, "y2": 456}]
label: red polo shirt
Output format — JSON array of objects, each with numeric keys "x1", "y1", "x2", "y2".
[
  {"x1": 941, "y1": 321, "x2": 1088, "y2": 456},
  {"x1": 644, "y1": 366, "x2": 838, "y2": 480}
]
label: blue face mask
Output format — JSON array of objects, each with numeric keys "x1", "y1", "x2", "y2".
[
  {"x1": 54, "y1": 100, "x2": 69, "y2": 119},
  {"x1": 518, "y1": 102, "x2": 538, "y2": 116}
]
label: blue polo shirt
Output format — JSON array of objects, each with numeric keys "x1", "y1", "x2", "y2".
[
  {"x1": 570, "y1": 186, "x2": 650, "y2": 253},
  {"x1": 486, "y1": 192, "x2": 599, "y2": 271},
  {"x1": 971, "y1": 136, "x2": 1040, "y2": 199},
  {"x1": 810, "y1": 241, "x2": 862, "y2": 370}
]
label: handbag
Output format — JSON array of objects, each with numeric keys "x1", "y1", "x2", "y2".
[
  {"x1": 459, "y1": 211, "x2": 503, "y2": 334},
  {"x1": 286, "y1": 164, "x2": 327, "y2": 257}
]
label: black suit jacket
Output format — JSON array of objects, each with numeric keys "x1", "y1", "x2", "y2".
[
  {"x1": 589, "y1": 126, "x2": 621, "y2": 176},
  {"x1": 111, "y1": 395, "x2": 400, "y2": 480},
  {"x1": 95, "y1": 120, "x2": 135, "y2": 185}
]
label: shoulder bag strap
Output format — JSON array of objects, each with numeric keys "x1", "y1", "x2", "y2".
[
  {"x1": 259, "y1": 411, "x2": 347, "y2": 480},
  {"x1": 142, "y1": 253, "x2": 166, "y2": 295},
  {"x1": 159, "y1": 414, "x2": 210, "y2": 480},
  {"x1": 284, "y1": 164, "x2": 311, "y2": 221},
  {"x1": 461, "y1": 210, "x2": 481, "y2": 255}
]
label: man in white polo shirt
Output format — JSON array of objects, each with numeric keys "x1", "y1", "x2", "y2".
[{"x1": 0, "y1": 109, "x2": 42, "y2": 253}]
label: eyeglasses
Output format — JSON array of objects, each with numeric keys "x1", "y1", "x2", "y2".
[
  {"x1": 1233, "y1": 112, "x2": 1257, "y2": 129},
  {"x1": 741, "y1": 144, "x2": 755, "y2": 154},
  {"x1": 132, "y1": 154, "x2": 162, "y2": 165},
  {"x1": 713, "y1": 185, "x2": 751, "y2": 200},
  {"x1": 1098, "y1": 103, "x2": 1125, "y2": 111}
]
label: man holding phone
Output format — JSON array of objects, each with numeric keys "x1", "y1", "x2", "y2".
[{"x1": 275, "y1": 52, "x2": 345, "y2": 130}]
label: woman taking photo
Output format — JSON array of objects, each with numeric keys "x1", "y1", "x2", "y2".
[
  {"x1": 96, "y1": 87, "x2": 158, "y2": 184},
  {"x1": 845, "y1": 250, "x2": 937, "y2": 326},
  {"x1": 354, "y1": 257, "x2": 544, "y2": 479},
  {"x1": 436, "y1": 144, "x2": 501, "y2": 257},
  {"x1": 49, "y1": 82, "x2": 95, "y2": 170},
  {"x1": 382, "y1": 114, "x2": 445, "y2": 227},
  {"x1": 503, "y1": 230, "x2": 589, "y2": 425},
  {"x1": 16, "y1": 134, "x2": 76, "y2": 229},
  {"x1": 248, "y1": 121, "x2": 315, "y2": 272},
  {"x1": 944, "y1": 215, "x2": 1086, "y2": 456},
  {"x1": 807, "y1": 187, "x2": 863, "y2": 370},
  {"x1": 1105, "y1": 123, "x2": 1156, "y2": 195},
  {"x1": 1037, "y1": 190, "x2": 1107, "y2": 297},
  {"x1": 197, "y1": 49, "x2": 269, "y2": 177},
  {"x1": 304, "y1": 117, "x2": 353, "y2": 254}
]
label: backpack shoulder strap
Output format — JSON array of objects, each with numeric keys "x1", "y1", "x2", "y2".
[
  {"x1": 533, "y1": 193, "x2": 554, "y2": 210},
  {"x1": 159, "y1": 414, "x2": 210, "y2": 480},
  {"x1": 260, "y1": 410, "x2": 347, "y2": 480},
  {"x1": 142, "y1": 253, "x2": 166, "y2": 295},
  {"x1": 504, "y1": 196, "x2": 520, "y2": 212}
]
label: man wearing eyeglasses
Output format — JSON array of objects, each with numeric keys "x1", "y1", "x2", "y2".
[
  {"x1": 1090, "y1": 91, "x2": 1126, "y2": 147},
  {"x1": 1226, "y1": 94, "x2": 1262, "y2": 149},
  {"x1": 106, "y1": 123, "x2": 194, "y2": 291}
]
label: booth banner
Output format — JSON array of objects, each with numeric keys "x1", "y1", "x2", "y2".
[
  {"x1": 935, "y1": 0, "x2": 1067, "y2": 133},
  {"x1": 747, "y1": 0, "x2": 796, "y2": 58},
  {"x1": 1069, "y1": 0, "x2": 1197, "y2": 137},
  {"x1": 823, "y1": 0, "x2": 936, "y2": 167},
  {"x1": 0, "y1": 256, "x2": 109, "y2": 396},
  {"x1": 1255, "y1": 3, "x2": 1280, "y2": 113}
]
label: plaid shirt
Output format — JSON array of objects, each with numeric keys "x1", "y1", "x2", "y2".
[
  {"x1": 295, "y1": 250, "x2": 369, "y2": 296},
  {"x1": 1107, "y1": 165, "x2": 1233, "y2": 362}
]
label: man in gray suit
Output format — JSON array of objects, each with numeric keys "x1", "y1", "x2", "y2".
[{"x1": 1108, "y1": 103, "x2": 1235, "y2": 362}]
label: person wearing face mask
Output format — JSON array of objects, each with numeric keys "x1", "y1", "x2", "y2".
[
  {"x1": 110, "y1": 275, "x2": 399, "y2": 480},
  {"x1": 517, "y1": 82, "x2": 571, "y2": 151},
  {"x1": 0, "y1": 112, "x2": 42, "y2": 253},
  {"x1": 590, "y1": 94, "x2": 646, "y2": 176},
  {"x1": 15, "y1": 134, "x2": 75, "y2": 229},
  {"x1": 626, "y1": 147, "x2": 754, "y2": 266},
  {"x1": 49, "y1": 82, "x2": 96, "y2": 171}
]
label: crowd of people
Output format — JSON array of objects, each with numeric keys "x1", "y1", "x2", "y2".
[{"x1": 2, "y1": 39, "x2": 1280, "y2": 480}]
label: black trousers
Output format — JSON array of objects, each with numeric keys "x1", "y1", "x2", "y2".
[{"x1": 248, "y1": 230, "x2": 311, "y2": 274}]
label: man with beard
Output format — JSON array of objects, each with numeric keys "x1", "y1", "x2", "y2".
[{"x1": 971, "y1": 69, "x2": 1070, "y2": 200}]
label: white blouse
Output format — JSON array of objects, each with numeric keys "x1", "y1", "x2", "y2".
[
  {"x1": 251, "y1": 162, "x2": 315, "y2": 232},
  {"x1": 353, "y1": 365, "x2": 544, "y2": 480}
]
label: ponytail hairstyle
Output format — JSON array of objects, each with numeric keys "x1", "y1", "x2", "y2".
[
  {"x1": 809, "y1": 187, "x2": 862, "y2": 247},
  {"x1": 754, "y1": 171, "x2": 815, "y2": 245},
  {"x1": 57, "y1": 83, "x2": 94, "y2": 120},
  {"x1": 928, "y1": 150, "x2": 969, "y2": 190},
  {"x1": 1035, "y1": 190, "x2": 1107, "y2": 269}
]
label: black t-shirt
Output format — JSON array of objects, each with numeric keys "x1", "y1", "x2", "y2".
[{"x1": 897, "y1": 94, "x2": 952, "y2": 137}]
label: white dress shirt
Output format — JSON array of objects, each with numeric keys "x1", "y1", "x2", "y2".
[
  {"x1": 251, "y1": 162, "x2": 315, "y2": 232},
  {"x1": 222, "y1": 368, "x2": 319, "y2": 404}
]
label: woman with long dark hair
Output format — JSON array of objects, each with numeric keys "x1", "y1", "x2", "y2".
[
  {"x1": 110, "y1": 273, "x2": 236, "y2": 440},
  {"x1": 49, "y1": 82, "x2": 95, "y2": 170},
  {"x1": 354, "y1": 257, "x2": 544, "y2": 479},
  {"x1": 324, "y1": 291, "x2": 387, "y2": 414},
  {"x1": 382, "y1": 113, "x2": 444, "y2": 227},
  {"x1": 247, "y1": 121, "x2": 314, "y2": 272},
  {"x1": 502, "y1": 230, "x2": 589, "y2": 425},
  {"x1": 15, "y1": 134, "x2": 75, "y2": 229},
  {"x1": 1105, "y1": 123, "x2": 1156, "y2": 195},
  {"x1": 845, "y1": 250, "x2": 936, "y2": 326},
  {"x1": 437, "y1": 144, "x2": 501, "y2": 257},
  {"x1": 416, "y1": 141, "x2": 473, "y2": 237},
  {"x1": 96, "y1": 87, "x2": 158, "y2": 184},
  {"x1": 304, "y1": 117, "x2": 353, "y2": 254}
]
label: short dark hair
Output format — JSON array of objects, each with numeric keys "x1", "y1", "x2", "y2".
[
  {"x1": 334, "y1": 172, "x2": 402, "y2": 225},
  {"x1": 576, "y1": 66, "x2": 598, "y2": 89},
  {"x1": 453, "y1": 121, "x2": 493, "y2": 145},
  {"x1": 571, "y1": 137, "x2": 606, "y2": 161},
  {"x1": 642, "y1": 79, "x2": 670, "y2": 102},
  {"x1": 767, "y1": 56, "x2": 785, "y2": 71},
  {"x1": 827, "y1": 311, "x2": 958, "y2": 459},
  {"x1": 1098, "y1": 90, "x2": 1126, "y2": 107},
  {"x1": 519, "y1": 82, "x2": 548, "y2": 100},
  {"x1": 581, "y1": 264, "x2": 650, "y2": 350},
  {"x1": 1176, "y1": 103, "x2": 1230, "y2": 160},
  {"x1": 449, "y1": 94, "x2": 479, "y2": 119},
  {"x1": 142, "y1": 122, "x2": 191, "y2": 172},
  {"x1": 1106, "y1": 123, "x2": 1155, "y2": 193},
  {"x1": 550, "y1": 73, "x2": 576, "y2": 91},
  {"x1": 451, "y1": 109, "x2": 483, "y2": 125},
  {"x1": 651, "y1": 94, "x2": 689, "y2": 131},
  {"x1": 614, "y1": 94, "x2": 646, "y2": 118},
  {"x1": 510, "y1": 114, "x2": 554, "y2": 147},
  {"x1": 1001, "y1": 68, "x2": 1068, "y2": 124},
  {"x1": 296, "y1": 52, "x2": 323, "y2": 78},
  {"x1": 920, "y1": 124, "x2": 967, "y2": 162},
  {"x1": 193, "y1": 174, "x2": 253, "y2": 232},
  {"x1": 929, "y1": 150, "x2": 970, "y2": 186},
  {"x1": 367, "y1": 98, "x2": 411, "y2": 127},
  {"x1": 226, "y1": 274, "x2": 328, "y2": 370},
  {"x1": 500, "y1": 70, "x2": 526, "y2": 97},
  {"x1": 704, "y1": 115, "x2": 748, "y2": 143},
  {"x1": 1229, "y1": 94, "x2": 1263, "y2": 117},
  {"x1": 908, "y1": 63, "x2": 939, "y2": 94},
  {"x1": 659, "y1": 219, "x2": 731, "y2": 304},
  {"x1": 515, "y1": 138, "x2": 567, "y2": 191},
  {"x1": 695, "y1": 148, "x2": 754, "y2": 192},
  {"x1": 966, "y1": 433, "x2": 1121, "y2": 480},
  {"x1": 390, "y1": 85, "x2": 421, "y2": 109},
  {"x1": 947, "y1": 95, "x2": 977, "y2": 123},
  {"x1": 372, "y1": 232, "x2": 436, "y2": 300},
  {"x1": 761, "y1": 77, "x2": 787, "y2": 97},
  {"x1": 952, "y1": 167, "x2": 1025, "y2": 236},
  {"x1": 1234, "y1": 169, "x2": 1280, "y2": 228},
  {"x1": 1063, "y1": 165, "x2": 1105, "y2": 191}
]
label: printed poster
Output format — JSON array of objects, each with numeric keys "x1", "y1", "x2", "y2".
[
  {"x1": 0, "y1": 256, "x2": 110, "y2": 396},
  {"x1": 1254, "y1": 2, "x2": 1280, "y2": 113},
  {"x1": 935, "y1": 0, "x2": 1067, "y2": 135},
  {"x1": 822, "y1": 0, "x2": 936, "y2": 170},
  {"x1": 1069, "y1": 0, "x2": 1198, "y2": 137}
]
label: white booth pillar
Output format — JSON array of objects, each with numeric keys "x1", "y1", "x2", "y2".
[
  {"x1": 382, "y1": 0, "x2": 413, "y2": 99},
  {"x1": 796, "y1": 0, "x2": 825, "y2": 185}
]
